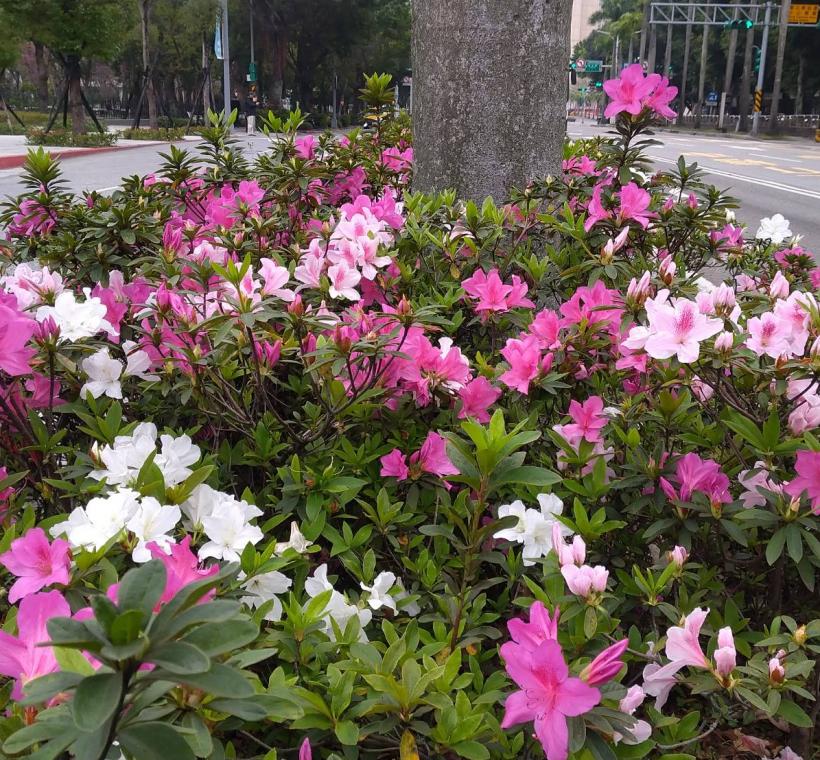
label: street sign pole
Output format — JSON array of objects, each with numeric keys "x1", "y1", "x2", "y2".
[
  {"x1": 221, "y1": 0, "x2": 231, "y2": 123},
  {"x1": 751, "y1": 0, "x2": 772, "y2": 136}
]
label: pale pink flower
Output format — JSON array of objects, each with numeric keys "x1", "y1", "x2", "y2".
[
  {"x1": 327, "y1": 261, "x2": 361, "y2": 301},
  {"x1": 713, "y1": 626, "x2": 736, "y2": 677},
  {"x1": 665, "y1": 607, "x2": 710, "y2": 668},
  {"x1": 552, "y1": 523, "x2": 586, "y2": 567},
  {"x1": 0, "y1": 528, "x2": 71, "y2": 603},
  {"x1": 668, "y1": 545, "x2": 688, "y2": 569},
  {"x1": 259, "y1": 259, "x2": 296, "y2": 301},
  {"x1": 714, "y1": 331, "x2": 734, "y2": 353},
  {"x1": 745, "y1": 312, "x2": 792, "y2": 359},
  {"x1": 561, "y1": 564, "x2": 608, "y2": 598},
  {"x1": 770, "y1": 271, "x2": 790, "y2": 299}
]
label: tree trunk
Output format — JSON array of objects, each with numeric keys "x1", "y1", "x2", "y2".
[
  {"x1": 722, "y1": 0, "x2": 740, "y2": 106},
  {"x1": 767, "y1": 0, "x2": 791, "y2": 132},
  {"x1": 663, "y1": 23, "x2": 673, "y2": 77},
  {"x1": 411, "y1": 0, "x2": 572, "y2": 202},
  {"x1": 695, "y1": 22, "x2": 709, "y2": 128},
  {"x1": 33, "y1": 42, "x2": 50, "y2": 108},
  {"x1": 140, "y1": 0, "x2": 159, "y2": 128},
  {"x1": 639, "y1": 0, "x2": 651, "y2": 63},
  {"x1": 66, "y1": 56, "x2": 85, "y2": 135},
  {"x1": 647, "y1": 23, "x2": 658, "y2": 73},
  {"x1": 795, "y1": 52, "x2": 805, "y2": 114},
  {"x1": 738, "y1": 24, "x2": 754, "y2": 130},
  {"x1": 677, "y1": 0, "x2": 694, "y2": 125}
]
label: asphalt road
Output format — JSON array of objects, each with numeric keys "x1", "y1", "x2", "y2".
[
  {"x1": 569, "y1": 122, "x2": 820, "y2": 255},
  {"x1": 2, "y1": 127, "x2": 818, "y2": 254}
]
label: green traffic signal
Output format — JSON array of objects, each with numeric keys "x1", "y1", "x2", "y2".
[
  {"x1": 753, "y1": 45, "x2": 762, "y2": 71},
  {"x1": 723, "y1": 18, "x2": 754, "y2": 29}
]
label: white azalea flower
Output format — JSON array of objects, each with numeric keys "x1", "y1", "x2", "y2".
[
  {"x1": 494, "y1": 494, "x2": 571, "y2": 567},
  {"x1": 274, "y1": 522, "x2": 310, "y2": 554},
  {"x1": 305, "y1": 564, "x2": 372, "y2": 642},
  {"x1": 240, "y1": 570, "x2": 292, "y2": 621},
  {"x1": 80, "y1": 348, "x2": 123, "y2": 400},
  {"x1": 493, "y1": 500, "x2": 529, "y2": 543},
  {"x1": 180, "y1": 483, "x2": 222, "y2": 531},
  {"x1": 52, "y1": 488, "x2": 141, "y2": 551},
  {"x1": 90, "y1": 423, "x2": 158, "y2": 486},
  {"x1": 360, "y1": 571, "x2": 397, "y2": 611},
  {"x1": 155, "y1": 434, "x2": 200, "y2": 486},
  {"x1": 394, "y1": 578, "x2": 420, "y2": 616},
  {"x1": 125, "y1": 497, "x2": 181, "y2": 562},
  {"x1": 756, "y1": 213, "x2": 792, "y2": 244},
  {"x1": 199, "y1": 499, "x2": 263, "y2": 562},
  {"x1": 122, "y1": 340, "x2": 158, "y2": 382},
  {"x1": 36, "y1": 289, "x2": 114, "y2": 342}
]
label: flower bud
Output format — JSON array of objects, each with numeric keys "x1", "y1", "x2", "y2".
[
  {"x1": 714, "y1": 331, "x2": 734, "y2": 353},
  {"x1": 810, "y1": 336, "x2": 820, "y2": 359},
  {"x1": 713, "y1": 626, "x2": 736, "y2": 677},
  {"x1": 712, "y1": 284, "x2": 736, "y2": 315},
  {"x1": 687, "y1": 192, "x2": 699, "y2": 210},
  {"x1": 768, "y1": 655, "x2": 785, "y2": 684},
  {"x1": 627, "y1": 271, "x2": 652, "y2": 307},
  {"x1": 668, "y1": 545, "x2": 688, "y2": 569},
  {"x1": 287, "y1": 295, "x2": 305, "y2": 317},
  {"x1": 793, "y1": 625, "x2": 807, "y2": 646},
  {"x1": 769, "y1": 271, "x2": 790, "y2": 299},
  {"x1": 658, "y1": 256, "x2": 676, "y2": 285}
]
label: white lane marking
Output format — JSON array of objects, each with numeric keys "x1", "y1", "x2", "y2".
[
  {"x1": 759, "y1": 155, "x2": 802, "y2": 164},
  {"x1": 647, "y1": 153, "x2": 820, "y2": 200},
  {"x1": 95, "y1": 185, "x2": 120, "y2": 194}
]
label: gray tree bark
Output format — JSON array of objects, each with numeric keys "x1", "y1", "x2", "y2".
[
  {"x1": 140, "y1": 0, "x2": 159, "y2": 129},
  {"x1": 738, "y1": 24, "x2": 754, "y2": 131},
  {"x1": 767, "y1": 0, "x2": 791, "y2": 132},
  {"x1": 794, "y1": 52, "x2": 805, "y2": 114},
  {"x1": 411, "y1": 0, "x2": 572, "y2": 202},
  {"x1": 676, "y1": 0, "x2": 694, "y2": 125},
  {"x1": 695, "y1": 21, "x2": 709, "y2": 128}
]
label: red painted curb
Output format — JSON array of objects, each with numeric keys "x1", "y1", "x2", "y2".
[{"x1": 0, "y1": 141, "x2": 166, "y2": 171}]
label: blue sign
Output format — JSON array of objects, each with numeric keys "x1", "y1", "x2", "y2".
[{"x1": 706, "y1": 90, "x2": 719, "y2": 106}]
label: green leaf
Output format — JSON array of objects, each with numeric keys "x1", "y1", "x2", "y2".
[
  {"x1": 117, "y1": 559, "x2": 167, "y2": 621},
  {"x1": 334, "y1": 719, "x2": 360, "y2": 745},
  {"x1": 777, "y1": 698, "x2": 814, "y2": 727},
  {"x1": 118, "y1": 722, "x2": 196, "y2": 760},
  {"x1": 70, "y1": 672, "x2": 123, "y2": 732},
  {"x1": 491, "y1": 466, "x2": 561, "y2": 488},
  {"x1": 109, "y1": 609, "x2": 145, "y2": 646},
  {"x1": 181, "y1": 619, "x2": 259, "y2": 656},
  {"x1": 169, "y1": 663, "x2": 253, "y2": 698},
  {"x1": 147, "y1": 641, "x2": 211, "y2": 674},
  {"x1": 452, "y1": 740, "x2": 490, "y2": 759},
  {"x1": 785, "y1": 525, "x2": 803, "y2": 564},
  {"x1": 766, "y1": 528, "x2": 787, "y2": 566}
]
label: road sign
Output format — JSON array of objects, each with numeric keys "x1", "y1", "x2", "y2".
[
  {"x1": 788, "y1": 3, "x2": 819, "y2": 22},
  {"x1": 576, "y1": 58, "x2": 586, "y2": 70},
  {"x1": 706, "y1": 90, "x2": 719, "y2": 105},
  {"x1": 584, "y1": 59, "x2": 603, "y2": 72}
]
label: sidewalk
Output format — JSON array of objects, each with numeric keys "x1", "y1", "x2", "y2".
[{"x1": 0, "y1": 134, "x2": 201, "y2": 170}]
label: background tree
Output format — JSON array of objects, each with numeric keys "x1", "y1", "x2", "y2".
[
  {"x1": 0, "y1": 0, "x2": 127, "y2": 133},
  {"x1": 412, "y1": 0, "x2": 572, "y2": 201}
]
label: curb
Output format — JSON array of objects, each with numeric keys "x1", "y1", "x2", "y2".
[{"x1": 0, "y1": 141, "x2": 166, "y2": 171}]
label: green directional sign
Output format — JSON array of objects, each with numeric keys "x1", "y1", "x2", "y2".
[{"x1": 585, "y1": 59, "x2": 603, "y2": 73}]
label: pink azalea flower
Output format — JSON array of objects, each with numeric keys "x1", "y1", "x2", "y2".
[
  {"x1": 461, "y1": 268, "x2": 534, "y2": 315},
  {"x1": 0, "y1": 590, "x2": 70, "y2": 699},
  {"x1": 380, "y1": 449, "x2": 410, "y2": 481},
  {"x1": 0, "y1": 528, "x2": 72, "y2": 604},
  {"x1": 646, "y1": 76, "x2": 678, "y2": 119},
  {"x1": 559, "y1": 281, "x2": 623, "y2": 333},
  {"x1": 552, "y1": 523, "x2": 586, "y2": 567},
  {"x1": 506, "y1": 601, "x2": 560, "y2": 652},
  {"x1": 617, "y1": 183, "x2": 655, "y2": 229},
  {"x1": 675, "y1": 452, "x2": 731, "y2": 504},
  {"x1": 745, "y1": 312, "x2": 793, "y2": 359},
  {"x1": 499, "y1": 335, "x2": 543, "y2": 394},
  {"x1": 294, "y1": 135, "x2": 317, "y2": 160},
  {"x1": 410, "y1": 431, "x2": 459, "y2": 478},
  {"x1": 147, "y1": 536, "x2": 218, "y2": 605},
  {"x1": 785, "y1": 450, "x2": 820, "y2": 513},
  {"x1": 457, "y1": 376, "x2": 501, "y2": 422},
  {"x1": 0, "y1": 301, "x2": 36, "y2": 376},
  {"x1": 584, "y1": 184, "x2": 611, "y2": 231},
  {"x1": 665, "y1": 607, "x2": 710, "y2": 668},
  {"x1": 580, "y1": 639, "x2": 628, "y2": 685},
  {"x1": 563, "y1": 396, "x2": 607, "y2": 443},
  {"x1": 259, "y1": 258, "x2": 296, "y2": 301},
  {"x1": 603, "y1": 64, "x2": 659, "y2": 118},
  {"x1": 561, "y1": 564, "x2": 609, "y2": 598},
  {"x1": 500, "y1": 639, "x2": 601, "y2": 760},
  {"x1": 327, "y1": 261, "x2": 361, "y2": 301},
  {"x1": 529, "y1": 309, "x2": 562, "y2": 350}
]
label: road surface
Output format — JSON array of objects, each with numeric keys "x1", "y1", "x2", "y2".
[
  {"x1": 570, "y1": 122, "x2": 820, "y2": 254},
  {"x1": 1, "y1": 127, "x2": 818, "y2": 254}
]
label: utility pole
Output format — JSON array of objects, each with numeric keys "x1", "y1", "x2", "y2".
[
  {"x1": 648, "y1": 15, "x2": 658, "y2": 72},
  {"x1": 639, "y1": 0, "x2": 651, "y2": 62},
  {"x1": 695, "y1": 15, "x2": 710, "y2": 127},
  {"x1": 221, "y1": 0, "x2": 231, "y2": 122},
  {"x1": 738, "y1": 21, "x2": 754, "y2": 130},
  {"x1": 677, "y1": 0, "x2": 694, "y2": 125},
  {"x1": 331, "y1": 72, "x2": 338, "y2": 129},
  {"x1": 767, "y1": 0, "x2": 792, "y2": 132},
  {"x1": 751, "y1": 1, "x2": 772, "y2": 136},
  {"x1": 664, "y1": 22, "x2": 673, "y2": 76},
  {"x1": 249, "y1": 0, "x2": 255, "y2": 65},
  {"x1": 719, "y1": 0, "x2": 741, "y2": 128}
]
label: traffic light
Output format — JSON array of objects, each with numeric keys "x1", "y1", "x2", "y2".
[
  {"x1": 753, "y1": 45, "x2": 762, "y2": 71},
  {"x1": 723, "y1": 18, "x2": 754, "y2": 29},
  {"x1": 594, "y1": 80, "x2": 603, "y2": 89},
  {"x1": 569, "y1": 60, "x2": 577, "y2": 70}
]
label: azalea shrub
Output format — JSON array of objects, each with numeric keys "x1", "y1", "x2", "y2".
[{"x1": 0, "y1": 68, "x2": 818, "y2": 760}]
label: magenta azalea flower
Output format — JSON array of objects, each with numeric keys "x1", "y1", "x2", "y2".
[
  {"x1": 457, "y1": 376, "x2": 501, "y2": 422},
  {"x1": 506, "y1": 601, "x2": 560, "y2": 652},
  {"x1": 603, "y1": 64, "x2": 659, "y2": 118},
  {"x1": 0, "y1": 528, "x2": 71, "y2": 604},
  {"x1": 500, "y1": 639, "x2": 601, "y2": 760},
  {"x1": 785, "y1": 451, "x2": 820, "y2": 513},
  {"x1": 0, "y1": 301, "x2": 36, "y2": 376}
]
